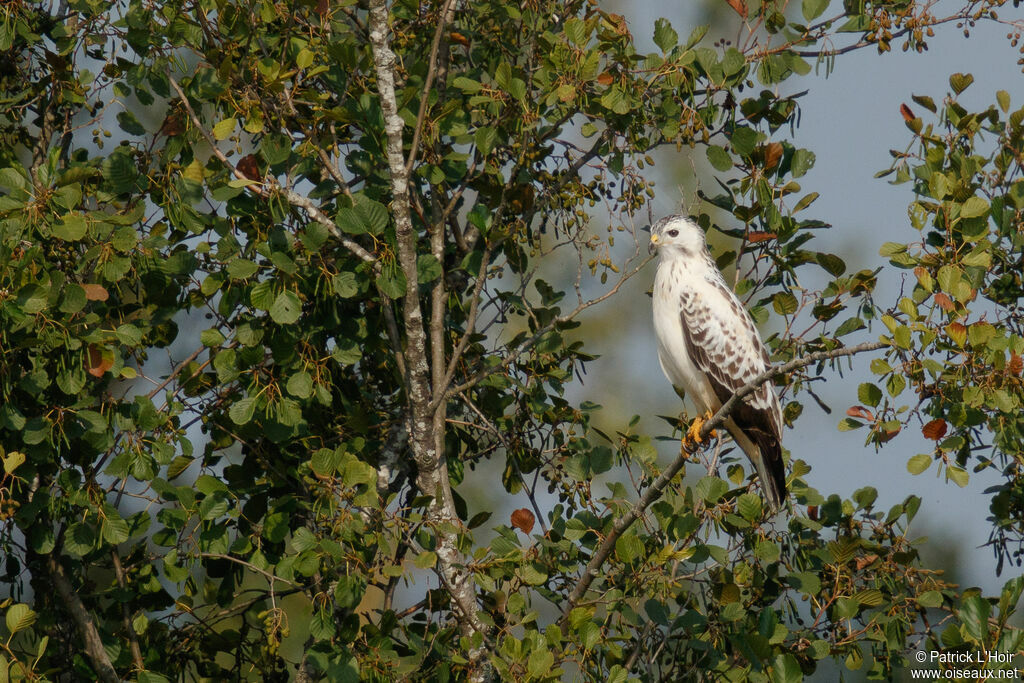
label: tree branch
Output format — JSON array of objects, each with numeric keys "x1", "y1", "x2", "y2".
[
  {"x1": 404, "y1": 0, "x2": 457, "y2": 176},
  {"x1": 444, "y1": 253, "x2": 655, "y2": 401},
  {"x1": 167, "y1": 73, "x2": 378, "y2": 267},
  {"x1": 557, "y1": 339, "x2": 887, "y2": 631},
  {"x1": 47, "y1": 555, "x2": 120, "y2": 683},
  {"x1": 366, "y1": 2, "x2": 490, "y2": 677}
]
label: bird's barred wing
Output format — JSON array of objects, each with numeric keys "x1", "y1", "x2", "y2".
[{"x1": 678, "y1": 280, "x2": 782, "y2": 436}]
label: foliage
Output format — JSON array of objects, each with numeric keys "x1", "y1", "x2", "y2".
[{"x1": 0, "y1": 0, "x2": 1022, "y2": 680}]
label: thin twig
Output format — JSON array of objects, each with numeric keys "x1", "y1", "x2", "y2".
[{"x1": 404, "y1": 0, "x2": 458, "y2": 176}]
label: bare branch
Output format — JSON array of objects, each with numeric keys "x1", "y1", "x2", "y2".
[{"x1": 558, "y1": 339, "x2": 888, "y2": 631}]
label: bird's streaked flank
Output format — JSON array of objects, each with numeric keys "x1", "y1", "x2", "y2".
[{"x1": 649, "y1": 214, "x2": 786, "y2": 510}]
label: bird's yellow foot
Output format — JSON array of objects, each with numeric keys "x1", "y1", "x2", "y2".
[{"x1": 683, "y1": 410, "x2": 716, "y2": 451}]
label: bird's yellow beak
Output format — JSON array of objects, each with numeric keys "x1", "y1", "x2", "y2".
[{"x1": 649, "y1": 234, "x2": 659, "y2": 245}]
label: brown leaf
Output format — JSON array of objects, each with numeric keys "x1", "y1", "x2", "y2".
[
  {"x1": 596, "y1": 72, "x2": 614, "y2": 86},
  {"x1": 86, "y1": 345, "x2": 113, "y2": 378},
  {"x1": 747, "y1": 231, "x2": 777, "y2": 244},
  {"x1": 855, "y1": 554, "x2": 879, "y2": 571},
  {"x1": 1008, "y1": 353, "x2": 1022, "y2": 376},
  {"x1": 879, "y1": 425, "x2": 901, "y2": 442},
  {"x1": 922, "y1": 418, "x2": 947, "y2": 441},
  {"x1": 607, "y1": 13, "x2": 630, "y2": 36},
  {"x1": 933, "y1": 292, "x2": 954, "y2": 311},
  {"x1": 763, "y1": 142, "x2": 783, "y2": 170},
  {"x1": 846, "y1": 406, "x2": 874, "y2": 421},
  {"x1": 160, "y1": 113, "x2": 184, "y2": 137},
  {"x1": 237, "y1": 154, "x2": 261, "y2": 181},
  {"x1": 899, "y1": 103, "x2": 915, "y2": 122},
  {"x1": 510, "y1": 508, "x2": 535, "y2": 535},
  {"x1": 807, "y1": 505, "x2": 819, "y2": 521},
  {"x1": 449, "y1": 31, "x2": 470, "y2": 47},
  {"x1": 82, "y1": 284, "x2": 109, "y2": 301},
  {"x1": 316, "y1": 0, "x2": 329, "y2": 16},
  {"x1": 724, "y1": 0, "x2": 748, "y2": 18}
]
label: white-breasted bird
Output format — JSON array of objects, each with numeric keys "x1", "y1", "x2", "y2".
[{"x1": 649, "y1": 214, "x2": 786, "y2": 510}]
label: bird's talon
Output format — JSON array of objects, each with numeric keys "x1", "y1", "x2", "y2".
[{"x1": 683, "y1": 411, "x2": 714, "y2": 449}]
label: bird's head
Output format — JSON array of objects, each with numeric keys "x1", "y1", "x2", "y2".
[{"x1": 649, "y1": 214, "x2": 707, "y2": 258}]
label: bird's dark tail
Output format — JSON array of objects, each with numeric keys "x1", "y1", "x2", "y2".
[{"x1": 750, "y1": 432, "x2": 786, "y2": 512}]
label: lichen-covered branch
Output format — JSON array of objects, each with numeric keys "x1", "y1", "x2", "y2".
[{"x1": 366, "y1": 0, "x2": 491, "y2": 675}]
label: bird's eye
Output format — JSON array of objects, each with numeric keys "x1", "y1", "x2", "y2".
[{"x1": 667, "y1": 229, "x2": 679, "y2": 237}]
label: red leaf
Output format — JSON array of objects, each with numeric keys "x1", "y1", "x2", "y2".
[
  {"x1": 724, "y1": 0, "x2": 748, "y2": 18},
  {"x1": 879, "y1": 425, "x2": 901, "y2": 442},
  {"x1": 86, "y1": 345, "x2": 113, "y2": 378},
  {"x1": 747, "y1": 231, "x2": 776, "y2": 244},
  {"x1": 237, "y1": 154, "x2": 261, "y2": 181},
  {"x1": 846, "y1": 406, "x2": 874, "y2": 421},
  {"x1": 921, "y1": 418, "x2": 947, "y2": 440},
  {"x1": 933, "y1": 292, "x2": 954, "y2": 311},
  {"x1": 807, "y1": 505, "x2": 819, "y2": 521},
  {"x1": 82, "y1": 284, "x2": 109, "y2": 301},
  {"x1": 510, "y1": 508, "x2": 535, "y2": 535},
  {"x1": 763, "y1": 142, "x2": 783, "y2": 170},
  {"x1": 899, "y1": 103, "x2": 915, "y2": 122}
]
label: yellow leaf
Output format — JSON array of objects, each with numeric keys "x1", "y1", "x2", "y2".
[{"x1": 212, "y1": 118, "x2": 237, "y2": 141}]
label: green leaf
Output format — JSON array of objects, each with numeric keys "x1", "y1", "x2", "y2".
[
  {"x1": 229, "y1": 397, "x2": 257, "y2": 425},
  {"x1": 475, "y1": 127, "x2": 497, "y2": 155},
  {"x1": 771, "y1": 653, "x2": 803, "y2": 683},
  {"x1": 5, "y1": 604, "x2": 36, "y2": 634},
  {"x1": 730, "y1": 126, "x2": 759, "y2": 156},
  {"x1": 227, "y1": 259, "x2": 260, "y2": 280},
  {"x1": 52, "y1": 213, "x2": 88, "y2": 241},
  {"x1": 414, "y1": 551, "x2": 437, "y2": 569},
  {"x1": 696, "y1": 476, "x2": 728, "y2": 503},
  {"x1": 949, "y1": 72, "x2": 974, "y2": 95},
  {"x1": 959, "y1": 196, "x2": 989, "y2": 219},
  {"x1": 706, "y1": 145, "x2": 732, "y2": 172},
  {"x1": 906, "y1": 454, "x2": 931, "y2": 475},
  {"x1": 857, "y1": 382, "x2": 882, "y2": 407},
  {"x1": 269, "y1": 291, "x2": 302, "y2": 324},
  {"x1": 736, "y1": 493, "x2": 762, "y2": 521},
  {"x1": 918, "y1": 590, "x2": 943, "y2": 608},
  {"x1": 212, "y1": 118, "x2": 237, "y2": 140},
  {"x1": 790, "y1": 149, "x2": 815, "y2": 178},
  {"x1": 377, "y1": 262, "x2": 407, "y2": 299},
  {"x1": 947, "y1": 465, "x2": 969, "y2": 488},
  {"x1": 772, "y1": 292, "x2": 798, "y2": 315},
  {"x1": 527, "y1": 649, "x2": 554, "y2": 679},
  {"x1": 200, "y1": 328, "x2": 226, "y2": 347},
  {"x1": 417, "y1": 254, "x2": 442, "y2": 283},
  {"x1": 615, "y1": 533, "x2": 644, "y2": 563},
  {"x1": 802, "y1": 0, "x2": 829, "y2": 21},
  {"x1": 787, "y1": 571, "x2": 821, "y2": 596},
  {"x1": 332, "y1": 272, "x2": 359, "y2": 298},
  {"x1": 959, "y1": 595, "x2": 990, "y2": 642},
  {"x1": 309, "y1": 608, "x2": 335, "y2": 641},
  {"x1": 653, "y1": 18, "x2": 678, "y2": 52},
  {"x1": 286, "y1": 371, "x2": 313, "y2": 398}
]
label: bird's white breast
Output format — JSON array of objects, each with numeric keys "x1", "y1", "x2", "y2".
[{"x1": 652, "y1": 258, "x2": 721, "y2": 413}]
